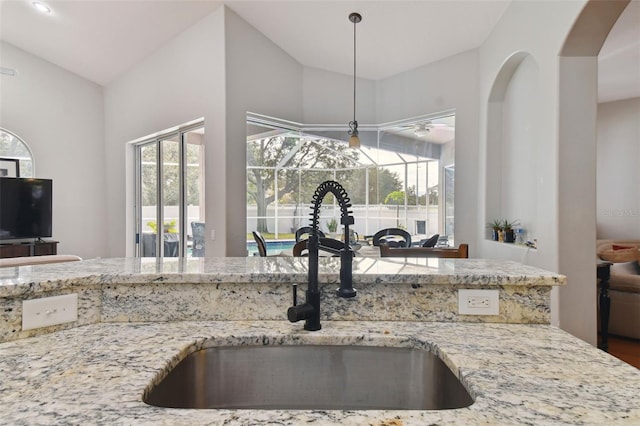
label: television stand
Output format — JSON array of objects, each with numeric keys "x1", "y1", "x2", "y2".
[{"x1": 0, "y1": 240, "x2": 59, "y2": 259}]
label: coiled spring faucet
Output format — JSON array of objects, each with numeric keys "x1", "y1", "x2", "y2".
[{"x1": 287, "y1": 180, "x2": 357, "y2": 331}]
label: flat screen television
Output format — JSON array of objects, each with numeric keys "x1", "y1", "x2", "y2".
[{"x1": 0, "y1": 177, "x2": 53, "y2": 240}]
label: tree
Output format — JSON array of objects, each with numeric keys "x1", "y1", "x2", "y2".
[
  {"x1": 247, "y1": 136, "x2": 359, "y2": 233},
  {"x1": 140, "y1": 142, "x2": 201, "y2": 207},
  {"x1": 406, "y1": 185, "x2": 427, "y2": 205},
  {"x1": 384, "y1": 190, "x2": 405, "y2": 227},
  {"x1": 338, "y1": 167, "x2": 402, "y2": 205},
  {"x1": 428, "y1": 186, "x2": 438, "y2": 205}
]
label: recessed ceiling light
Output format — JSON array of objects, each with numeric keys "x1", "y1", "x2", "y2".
[{"x1": 32, "y1": 2, "x2": 52, "y2": 14}]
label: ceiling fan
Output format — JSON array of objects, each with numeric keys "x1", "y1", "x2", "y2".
[{"x1": 398, "y1": 121, "x2": 448, "y2": 137}]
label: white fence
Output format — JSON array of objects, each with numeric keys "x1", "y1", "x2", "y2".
[
  {"x1": 141, "y1": 203, "x2": 442, "y2": 241},
  {"x1": 141, "y1": 206, "x2": 202, "y2": 236},
  {"x1": 247, "y1": 204, "x2": 440, "y2": 238}
]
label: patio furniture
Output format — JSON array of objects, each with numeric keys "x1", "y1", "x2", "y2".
[
  {"x1": 372, "y1": 228, "x2": 412, "y2": 248},
  {"x1": 420, "y1": 233, "x2": 440, "y2": 247},
  {"x1": 292, "y1": 237, "x2": 354, "y2": 257},
  {"x1": 191, "y1": 221, "x2": 205, "y2": 257},
  {"x1": 252, "y1": 231, "x2": 267, "y2": 257},
  {"x1": 436, "y1": 235, "x2": 450, "y2": 247},
  {"x1": 295, "y1": 226, "x2": 325, "y2": 242},
  {"x1": 141, "y1": 232, "x2": 179, "y2": 257},
  {"x1": 379, "y1": 243, "x2": 469, "y2": 258}
]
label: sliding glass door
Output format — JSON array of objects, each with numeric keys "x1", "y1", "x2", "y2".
[{"x1": 135, "y1": 123, "x2": 205, "y2": 258}]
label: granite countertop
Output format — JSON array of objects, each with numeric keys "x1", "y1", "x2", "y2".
[
  {"x1": 1, "y1": 320, "x2": 639, "y2": 424},
  {"x1": 0, "y1": 257, "x2": 565, "y2": 297},
  {"x1": 0, "y1": 257, "x2": 565, "y2": 343}
]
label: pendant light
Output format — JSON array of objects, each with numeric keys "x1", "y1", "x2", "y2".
[{"x1": 348, "y1": 12, "x2": 362, "y2": 148}]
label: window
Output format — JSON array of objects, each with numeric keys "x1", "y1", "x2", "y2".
[
  {"x1": 246, "y1": 113, "x2": 455, "y2": 254},
  {"x1": 0, "y1": 128, "x2": 34, "y2": 177}
]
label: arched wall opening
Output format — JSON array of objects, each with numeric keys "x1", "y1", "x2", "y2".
[
  {"x1": 557, "y1": 0, "x2": 630, "y2": 345},
  {"x1": 486, "y1": 52, "x2": 540, "y2": 243}
]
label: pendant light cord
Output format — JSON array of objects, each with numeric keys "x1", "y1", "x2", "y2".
[
  {"x1": 348, "y1": 12, "x2": 361, "y2": 144},
  {"x1": 353, "y1": 18, "x2": 357, "y2": 122}
]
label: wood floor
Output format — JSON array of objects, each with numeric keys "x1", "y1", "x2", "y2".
[{"x1": 607, "y1": 335, "x2": 640, "y2": 369}]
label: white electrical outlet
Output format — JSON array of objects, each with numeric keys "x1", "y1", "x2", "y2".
[
  {"x1": 22, "y1": 294, "x2": 78, "y2": 330},
  {"x1": 458, "y1": 289, "x2": 499, "y2": 315},
  {"x1": 467, "y1": 296, "x2": 490, "y2": 308},
  {"x1": 210, "y1": 229, "x2": 215, "y2": 240}
]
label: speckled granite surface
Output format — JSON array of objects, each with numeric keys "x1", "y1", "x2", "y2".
[
  {"x1": 101, "y1": 280, "x2": 552, "y2": 324},
  {"x1": 0, "y1": 257, "x2": 564, "y2": 298},
  {"x1": 0, "y1": 257, "x2": 564, "y2": 342},
  {"x1": 0, "y1": 321, "x2": 638, "y2": 425}
]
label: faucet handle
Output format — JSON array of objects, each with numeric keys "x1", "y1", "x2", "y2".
[
  {"x1": 292, "y1": 283, "x2": 297, "y2": 306},
  {"x1": 287, "y1": 284, "x2": 316, "y2": 324}
]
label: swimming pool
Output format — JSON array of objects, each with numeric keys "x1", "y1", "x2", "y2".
[{"x1": 246, "y1": 240, "x2": 295, "y2": 256}]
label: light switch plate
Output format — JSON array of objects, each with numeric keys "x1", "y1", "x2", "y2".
[
  {"x1": 22, "y1": 293, "x2": 78, "y2": 330},
  {"x1": 458, "y1": 289, "x2": 499, "y2": 315}
]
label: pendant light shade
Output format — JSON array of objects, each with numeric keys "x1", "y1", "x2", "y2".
[
  {"x1": 349, "y1": 133, "x2": 360, "y2": 148},
  {"x1": 347, "y1": 12, "x2": 362, "y2": 148}
]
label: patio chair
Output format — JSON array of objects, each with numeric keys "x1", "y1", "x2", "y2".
[
  {"x1": 252, "y1": 231, "x2": 267, "y2": 257},
  {"x1": 191, "y1": 221, "x2": 205, "y2": 257},
  {"x1": 295, "y1": 226, "x2": 325, "y2": 242},
  {"x1": 372, "y1": 228, "x2": 412, "y2": 248},
  {"x1": 420, "y1": 233, "x2": 440, "y2": 247},
  {"x1": 141, "y1": 232, "x2": 179, "y2": 257},
  {"x1": 292, "y1": 237, "x2": 354, "y2": 257}
]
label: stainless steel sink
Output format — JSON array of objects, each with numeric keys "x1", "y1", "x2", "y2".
[{"x1": 144, "y1": 345, "x2": 473, "y2": 410}]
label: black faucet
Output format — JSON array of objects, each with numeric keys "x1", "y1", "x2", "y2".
[{"x1": 287, "y1": 180, "x2": 357, "y2": 331}]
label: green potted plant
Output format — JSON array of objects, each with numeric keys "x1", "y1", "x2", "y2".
[
  {"x1": 326, "y1": 218, "x2": 339, "y2": 237},
  {"x1": 147, "y1": 219, "x2": 178, "y2": 233},
  {"x1": 502, "y1": 219, "x2": 520, "y2": 243},
  {"x1": 487, "y1": 219, "x2": 503, "y2": 241}
]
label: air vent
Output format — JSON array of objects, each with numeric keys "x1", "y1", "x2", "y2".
[{"x1": 0, "y1": 67, "x2": 17, "y2": 76}]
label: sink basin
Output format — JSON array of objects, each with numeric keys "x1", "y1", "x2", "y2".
[{"x1": 144, "y1": 345, "x2": 473, "y2": 410}]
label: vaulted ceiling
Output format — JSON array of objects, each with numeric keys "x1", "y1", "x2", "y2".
[{"x1": 0, "y1": 0, "x2": 638, "y2": 102}]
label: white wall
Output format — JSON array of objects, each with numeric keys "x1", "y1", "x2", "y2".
[
  {"x1": 597, "y1": 97, "x2": 640, "y2": 239},
  {"x1": 103, "y1": 8, "x2": 226, "y2": 257},
  {"x1": 555, "y1": 0, "x2": 630, "y2": 346},
  {"x1": 303, "y1": 67, "x2": 376, "y2": 125},
  {"x1": 499, "y1": 55, "x2": 539, "y2": 238},
  {"x1": 478, "y1": 0, "x2": 606, "y2": 344},
  {"x1": 376, "y1": 50, "x2": 480, "y2": 254},
  {"x1": 297, "y1": 51, "x2": 479, "y2": 253},
  {"x1": 0, "y1": 42, "x2": 107, "y2": 259},
  {"x1": 558, "y1": 55, "x2": 599, "y2": 345},
  {"x1": 224, "y1": 7, "x2": 303, "y2": 256},
  {"x1": 479, "y1": 0, "x2": 586, "y2": 269}
]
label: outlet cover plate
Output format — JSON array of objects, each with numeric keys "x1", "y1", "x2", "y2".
[
  {"x1": 22, "y1": 293, "x2": 78, "y2": 330},
  {"x1": 458, "y1": 289, "x2": 499, "y2": 315}
]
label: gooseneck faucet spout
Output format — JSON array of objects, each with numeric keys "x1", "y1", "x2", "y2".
[{"x1": 287, "y1": 180, "x2": 357, "y2": 331}]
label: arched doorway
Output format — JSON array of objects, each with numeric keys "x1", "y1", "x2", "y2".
[{"x1": 557, "y1": 0, "x2": 631, "y2": 345}]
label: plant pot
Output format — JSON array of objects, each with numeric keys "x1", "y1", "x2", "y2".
[
  {"x1": 491, "y1": 230, "x2": 500, "y2": 241},
  {"x1": 504, "y1": 229, "x2": 515, "y2": 243}
]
